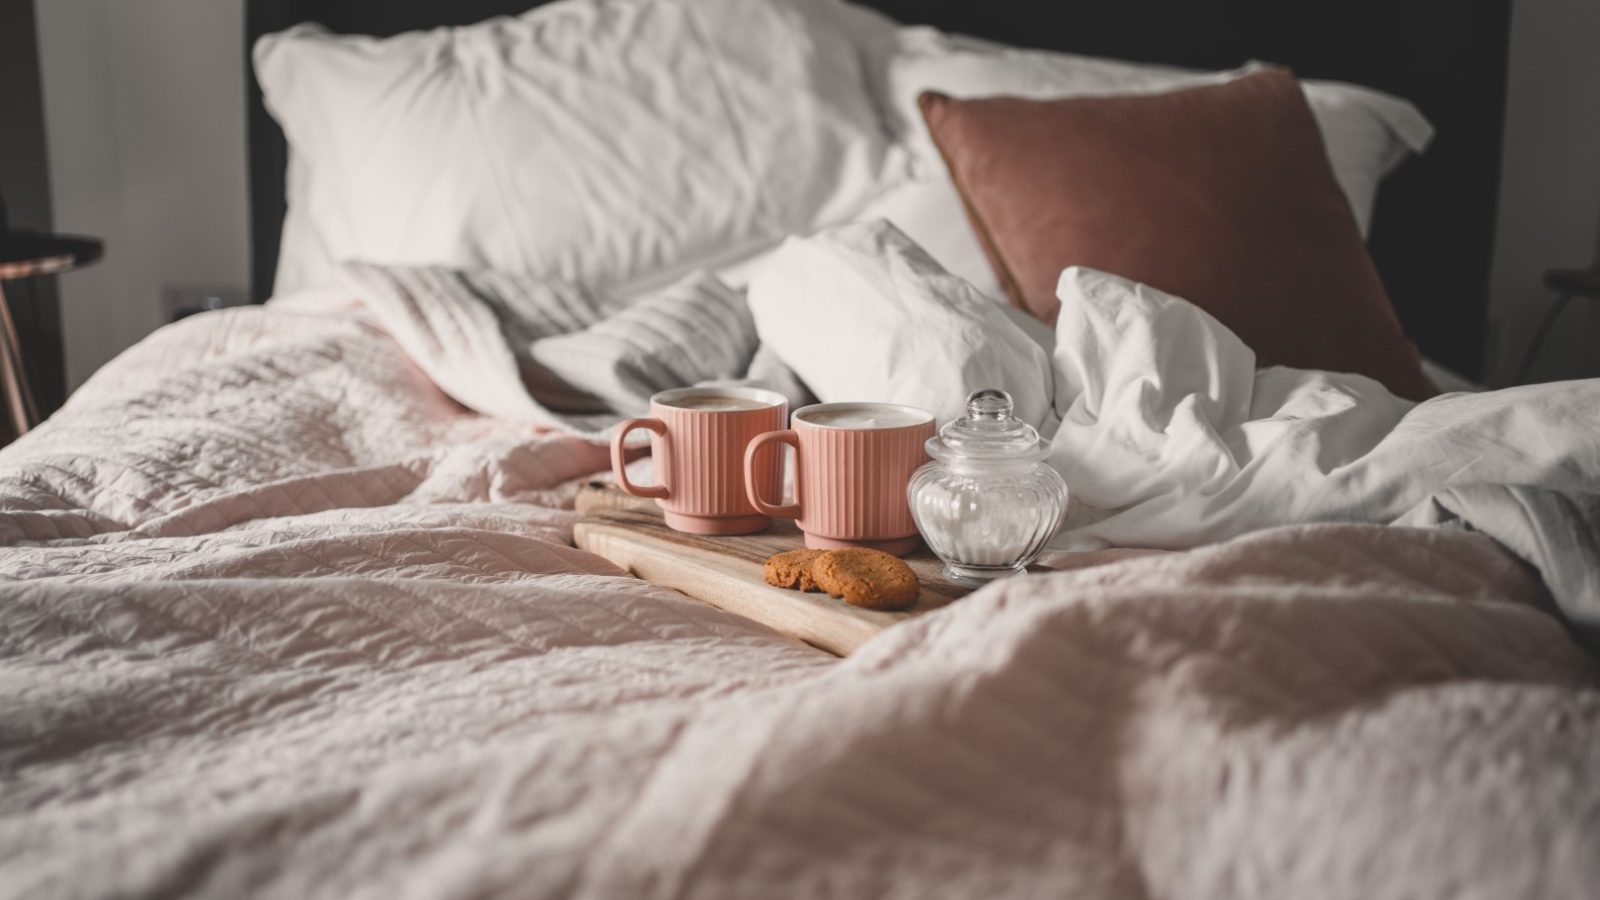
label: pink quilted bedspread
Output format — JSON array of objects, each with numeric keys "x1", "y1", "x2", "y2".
[{"x1": 2, "y1": 306, "x2": 1596, "y2": 899}]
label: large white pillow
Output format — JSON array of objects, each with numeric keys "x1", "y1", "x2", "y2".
[
  {"x1": 748, "y1": 219, "x2": 1055, "y2": 428},
  {"x1": 271, "y1": 150, "x2": 340, "y2": 295},
  {"x1": 255, "y1": 0, "x2": 903, "y2": 295},
  {"x1": 877, "y1": 32, "x2": 1433, "y2": 239}
]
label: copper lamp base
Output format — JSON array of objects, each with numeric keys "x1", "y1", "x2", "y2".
[
  {"x1": 0, "y1": 230, "x2": 104, "y2": 439},
  {"x1": 0, "y1": 282, "x2": 38, "y2": 437}
]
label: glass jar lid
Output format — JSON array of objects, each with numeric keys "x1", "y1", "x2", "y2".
[{"x1": 926, "y1": 389, "x2": 1050, "y2": 462}]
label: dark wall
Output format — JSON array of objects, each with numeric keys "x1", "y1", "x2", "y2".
[{"x1": 0, "y1": 0, "x2": 67, "y2": 422}]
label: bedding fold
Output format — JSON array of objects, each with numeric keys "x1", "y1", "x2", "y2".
[
  {"x1": 0, "y1": 303, "x2": 611, "y2": 544},
  {"x1": 1398, "y1": 484, "x2": 1600, "y2": 652},
  {"x1": 274, "y1": 263, "x2": 774, "y2": 441}
]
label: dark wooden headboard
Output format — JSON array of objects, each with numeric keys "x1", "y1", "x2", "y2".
[{"x1": 247, "y1": 0, "x2": 1512, "y2": 378}]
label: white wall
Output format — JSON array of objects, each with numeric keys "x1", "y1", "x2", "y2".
[
  {"x1": 1485, "y1": 0, "x2": 1600, "y2": 386},
  {"x1": 35, "y1": 0, "x2": 249, "y2": 389}
]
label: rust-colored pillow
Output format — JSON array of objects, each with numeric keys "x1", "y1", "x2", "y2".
[{"x1": 918, "y1": 68, "x2": 1434, "y2": 401}]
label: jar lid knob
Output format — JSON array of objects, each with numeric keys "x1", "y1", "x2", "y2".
[
  {"x1": 967, "y1": 389, "x2": 1013, "y2": 420},
  {"x1": 926, "y1": 387, "x2": 1047, "y2": 461}
]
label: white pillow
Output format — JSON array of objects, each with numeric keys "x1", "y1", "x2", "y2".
[
  {"x1": 254, "y1": 0, "x2": 902, "y2": 295},
  {"x1": 748, "y1": 219, "x2": 1055, "y2": 428},
  {"x1": 879, "y1": 34, "x2": 1433, "y2": 237},
  {"x1": 848, "y1": 170, "x2": 1008, "y2": 302},
  {"x1": 272, "y1": 150, "x2": 340, "y2": 295}
]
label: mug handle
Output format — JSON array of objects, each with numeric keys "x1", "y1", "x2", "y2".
[
  {"x1": 744, "y1": 429, "x2": 800, "y2": 519},
  {"x1": 611, "y1": 418, "x2": 670, "y2": 500}
]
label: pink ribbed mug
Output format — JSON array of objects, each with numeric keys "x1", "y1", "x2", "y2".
[
  {"x1": 744, "y1": 402, "x2": 936, "y2": 556},
  {"x1": 611, "y1": 387, "x2": 787, "y2": 535}
]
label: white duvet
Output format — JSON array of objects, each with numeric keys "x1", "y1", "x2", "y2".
[{"x1": 3, "y1": 252, "x2": 1599, "y2": 897}]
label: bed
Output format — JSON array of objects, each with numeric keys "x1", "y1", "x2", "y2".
[{"x1": 4, "y1": 2, "x2": 1599, "y2": 898}]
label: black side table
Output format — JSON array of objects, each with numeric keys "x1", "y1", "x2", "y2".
[
  {"x1": 1518, "y1": 266, "x2": 1600, "y2": 385},
  {"x1": 0, "y1": 231, "x2": 103, "y2": 437}
]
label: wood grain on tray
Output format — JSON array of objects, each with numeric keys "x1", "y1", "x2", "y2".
[{"x1": 573, "y1": 482, "x2": 971, "y2": 656}]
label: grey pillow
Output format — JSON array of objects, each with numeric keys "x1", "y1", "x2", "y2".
[
  {"x1": 528, "y1": 271, "x2": 759, "y2": 417},
  {"x1": 698, "y1": 343, "x2": 819, "y2": 413}
]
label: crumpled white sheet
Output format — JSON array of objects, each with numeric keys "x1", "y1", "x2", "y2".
[{"x1": 1045, "y1": 267, "x2": 1600, "y2": 550}]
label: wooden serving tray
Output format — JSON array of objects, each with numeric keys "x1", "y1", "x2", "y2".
[{"x1": 572, "y1": 482, "x2": 973, "y2": 656}]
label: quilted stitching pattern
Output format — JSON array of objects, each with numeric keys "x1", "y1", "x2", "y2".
[{"x1": 1, "y1": 305, "x2": 1597, "y2": 899}]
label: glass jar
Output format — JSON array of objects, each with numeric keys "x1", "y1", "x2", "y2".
[{"x1": 908, "y1": 389, "x2": 1068, "y2": 587}]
